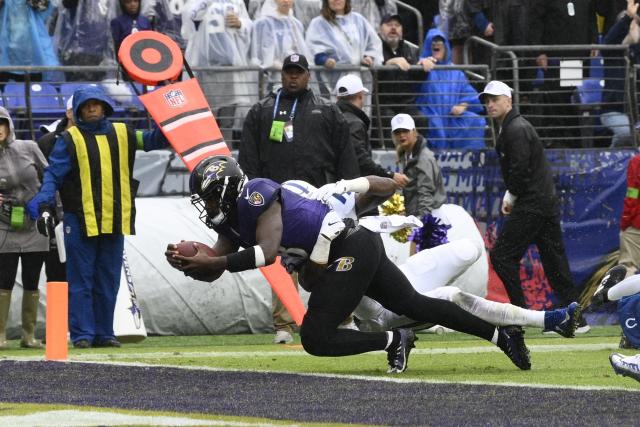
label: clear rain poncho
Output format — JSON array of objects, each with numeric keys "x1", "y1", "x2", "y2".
[
  {"x1": 182, "y1": 0, "x2": 257, "y2": 124},
  {"x1": 305, "y1": 10, "x2": 382, "y2": 98},
  {"x1": 0, "y1": 0, "x2": 59, "y2": 78},
  {"x1": 53, "y1": 0, "x2": 118, "y2": 70},
  {"x1": 251, "y1": 0, "x2": 312, "y2": 91}
]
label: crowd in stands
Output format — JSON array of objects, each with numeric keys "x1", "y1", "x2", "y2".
[{"x1": 0, "y1": 0, "x2": 639, "y2": 149}]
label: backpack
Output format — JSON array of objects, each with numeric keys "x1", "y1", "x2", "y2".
[{"x1": 618, "y1": 293, "x2": 640, "y2": 349}]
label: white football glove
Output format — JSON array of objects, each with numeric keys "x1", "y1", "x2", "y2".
[{"x1": 310, "y1": 210, "x2": 345, "y2": 264}]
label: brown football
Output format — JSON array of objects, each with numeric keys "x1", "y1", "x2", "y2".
[{"x1": 175, "y1": 241, "x2": 217, "y2": 257}]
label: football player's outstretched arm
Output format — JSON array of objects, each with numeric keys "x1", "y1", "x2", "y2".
[{"x1": 355, "y1": 176, "x2": 399, "y2": 216}]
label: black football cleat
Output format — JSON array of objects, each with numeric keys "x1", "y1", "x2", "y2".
[
  {"x1": 386, "y1": 328, "x2": 417, "y2": 374},
  {"x1": 497, "y1": 326, "x2": 531, "y2": 370}
]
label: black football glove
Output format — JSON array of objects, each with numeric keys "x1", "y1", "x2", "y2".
[{"x1": 36, "y1": 210, "x2": 55, "y2": 238}]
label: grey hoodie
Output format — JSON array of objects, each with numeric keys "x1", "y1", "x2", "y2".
[{"x1": 0, "y1": 106, "x2": 49, "y2": 253}]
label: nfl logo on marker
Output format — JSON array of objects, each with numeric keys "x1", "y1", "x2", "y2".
[{"x1": 164, "y1": 89, "x2": 186, "y2": 108}]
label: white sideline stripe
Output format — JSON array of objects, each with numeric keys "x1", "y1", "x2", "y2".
[
  {"x1": 0, "y1": 342, "x2": 620, "y2": 362},
  {"x1": 0, "y1": 410, "x2": 287, "y2": 426}
]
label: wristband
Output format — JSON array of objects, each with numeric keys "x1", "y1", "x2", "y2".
[{"x1": 226, "y1": 245, "x2": 267, "y2": 272}]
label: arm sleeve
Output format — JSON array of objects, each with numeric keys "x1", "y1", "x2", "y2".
[
  {"x1": 27, "y1": 136, "x2": 72, "y2": 216},
  {"x1": 503, "y1": 126, "x2": 532, "y2": 197},
  {"x1": 604, "y1": 15, "x2": 632, "y2": 45},
  {"x1": 139, "y1": 126, "x2": 169, "y2": 151},
  {"x1": 331, "y1": 106, "x2": 360, "y2": 180}
]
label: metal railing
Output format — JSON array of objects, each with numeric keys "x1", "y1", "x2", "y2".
[{"x1": 465, "y1": 37, "x2": 636, "y2": 148}]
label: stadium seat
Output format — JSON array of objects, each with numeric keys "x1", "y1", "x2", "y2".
[{"x1": 4, "y1": 82, "x2": 64, "y2": 135}]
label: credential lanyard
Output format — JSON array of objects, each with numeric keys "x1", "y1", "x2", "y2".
[{"x1": 272, "y1": 89, "x2": 298, "y2": 121}]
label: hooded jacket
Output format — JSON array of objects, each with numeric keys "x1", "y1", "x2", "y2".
[
  {"x1": 0, "y1": 106, "x2": 49, "y2": 253},
  {"x1": 416, "y1": 28, "x2": 486, "y2": 149}
]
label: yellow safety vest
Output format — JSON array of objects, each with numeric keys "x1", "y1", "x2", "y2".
[{"x1": 61, "y1": 122, "x2": 137, "y2": 237}]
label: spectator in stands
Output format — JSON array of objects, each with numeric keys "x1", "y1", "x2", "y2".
[
  {"x1": 0, "y1": 0, "x2": 60, "y2": 85},
  {"x1": 239, "y1": 53, "x2": 359, "y2": 343},
  {"x1": 306, "y1": 0, "x2": 383, "y2": 98},
  {"x1": 377, "y1": 13, "x2": 431, "y2": 141},
  {"x1": 415, "y1": 28, "x2": 487, "y2": 150},
  {"x1": 250, "y1": 0, "x2": 313, "y2": 92},
  {"x1": 479, "y1": 80, "x2": 588, "y2": 333},
  {"x1": 27, "y1": 85, "x2": 168, "y2": 349},
  {"x1": 54, "y1": 0, "x2": 118, "y2": 82},
  {"x1": 35, "y1": 97, "x2": 76, "y2": 284},
  {"x1": 528, "y1": 0, "x2": 598, "y2": 147},
  {"x1": 335, "y1": 74, "x2": 409, "y2": 192},
  {"x1": 437, "y1": 0, "x2": 494, "y2": 65},
  {"x1": 111, "y1": 0, "x2": 152, "y2": 55},
  {"x1": 142, "y1": 0, "x2": 187, "y2": 51},
  {"x1": 390, "y1": 113, "x2": 446, "y2": 238},
  {"x1": 600, "y1": 0, "x2": 640, "y2": 147},
  {"x1": 182, "y1": 0, "x2": 255, "y2": 141},
  {"x1": 0, "y1": 106, "x2": 48, "y2": 350}
]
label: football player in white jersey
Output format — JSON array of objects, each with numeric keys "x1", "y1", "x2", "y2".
[{"x1": 283, "y1": 177, "x2": 582, "y2": 337}]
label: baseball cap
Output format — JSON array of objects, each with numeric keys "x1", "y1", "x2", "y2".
[
  {"x1": 282, "y1": 53, "x2": 309, "y2": 72},
  {"x1": 335, "y1": 74, "x2": 370, "y2": 97},
  {"x1": 391, "y1": 113, "x2": 415, "y2": 132},
  {"x1": 66, "y1": 95, "x2": 73, "y2": 111},
  {"x1": 478, "y1": 80, "x2": 512, "y2": 102},
  {"x1": 381, "y1": 13, "x2": 402, "y2": 25}
]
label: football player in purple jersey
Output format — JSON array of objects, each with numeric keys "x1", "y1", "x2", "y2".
[{"x1": 165, "y1": 155, "x2": 533, "y2": 373}]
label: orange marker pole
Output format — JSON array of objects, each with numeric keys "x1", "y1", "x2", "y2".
[{"x1": 46, "y1": 282, "x2": 68, "y2": 361}]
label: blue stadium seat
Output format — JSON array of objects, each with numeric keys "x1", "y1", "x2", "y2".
[{"x1": 59, "y1": 82, "x2": 89, "y2": 108}]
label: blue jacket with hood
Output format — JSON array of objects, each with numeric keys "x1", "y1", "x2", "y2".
[
  {"x1": 27, "y1": 85, "x2": 168, "y2": 219},
  {"x1": 416, "y1": 28, "x2": 486, "y2": 150}
]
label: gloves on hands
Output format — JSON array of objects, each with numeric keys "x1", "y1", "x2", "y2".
[
  {"x1": 310, "y1": 210, "x2": 345, "y2": 264},
  {"x1": 36, "y1": 210, "x2": 55, "y2": 237}
]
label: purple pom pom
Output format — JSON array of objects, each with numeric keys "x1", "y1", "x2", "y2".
[{"x1": 408, "y1": 213, "x2": 451, "y2": 252}]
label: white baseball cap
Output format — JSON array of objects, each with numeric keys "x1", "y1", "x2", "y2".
[
  {"x1": 66, "y1": 95, "x2": 74, "y2": 111},
  {"x1": 479, "y1": 80, "x2": 512, "y2": 102},
  {"x1": 335, "y1": 74, "x2": 370, "y2": 97},
  {"x1": 390, "y1": 113, "x2": 415, "y2": 132}
]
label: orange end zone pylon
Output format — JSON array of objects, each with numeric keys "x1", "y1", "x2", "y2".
[
  {"x1": 118, "y1": 31, "x2": 307, "y2": 324},
  {"x1": 46, "y1": 282, "x2": 68, "y2": 361}
]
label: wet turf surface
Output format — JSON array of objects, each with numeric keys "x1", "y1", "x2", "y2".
[{"x1": 1, "y1": 360, "x2": 639, "y2": 425}]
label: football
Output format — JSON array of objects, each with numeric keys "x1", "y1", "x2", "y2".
[{"x1": 175, "y1": 241, "x2": 217, "y2": 258}]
